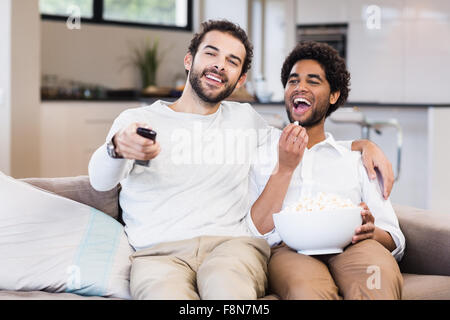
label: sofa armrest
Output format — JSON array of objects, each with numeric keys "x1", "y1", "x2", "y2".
[
  {"x1": 393, "y1": 204, "x2": 450, "y2": 276},
  {"x1": 21, "y1": 176, "x2": 121, "y2": 221}
]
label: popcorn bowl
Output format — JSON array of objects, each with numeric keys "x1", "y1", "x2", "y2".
[{"x1": 273, "y1": 207, "x2": 362, "y2": 255}]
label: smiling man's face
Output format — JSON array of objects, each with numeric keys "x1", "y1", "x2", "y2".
[
  {"x1": 185, "y1": 30, "x2": 247, "y2": 105},
  {"x1": 284, "y1": 59, "x2": 340, "y2": 127}
]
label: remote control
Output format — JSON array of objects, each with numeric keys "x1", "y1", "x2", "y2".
[
  {"x1": 135, "y1": 127, "x2": 157, "y2": 167},
  {"x1": 137, "y1": 127, "x2": 157, "y2": 141}
]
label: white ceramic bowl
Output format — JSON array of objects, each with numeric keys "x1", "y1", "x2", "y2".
[{"x1": 273, "y1": 207, "x2": 362, "y2": 255}]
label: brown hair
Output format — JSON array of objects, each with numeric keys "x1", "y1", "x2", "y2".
[{"x1": 188, "y1": 19, "x2": 253, "y2": 76}]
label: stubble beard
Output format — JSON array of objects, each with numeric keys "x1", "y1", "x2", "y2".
[
  {"x1": 189, "y1": 65, "x2": 238, "y2": 105},
  {"x1": 286, "y1": 100, "x2": 330, "y2": 128}
]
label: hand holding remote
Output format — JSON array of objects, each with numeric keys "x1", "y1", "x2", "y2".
[
  {"x1": 112, "y1": 122, "x2": 161, "y2": 164},
  {"x1": 135, "y1": 127, "x2": 157, "y2": 166}
]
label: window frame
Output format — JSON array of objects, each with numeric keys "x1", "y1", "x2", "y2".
[{"x1": 41, "y1": 0, "x2": 193, "y2": 32}]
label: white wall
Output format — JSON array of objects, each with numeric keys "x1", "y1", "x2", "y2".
[
  {"x1": 41, "y1": 21, "x2": 194, "y2": 90},
  {"x1": 203, "y1": 0, "x2": 248, "y2": 31},
  {"x1": 0, "y1": 0, "x2": 12, "y2": 175},
  {"x1": 10, "y1": 0, "x2": 41, "y2": 178},
  {"x1": 428, "y1": 108, "x2": 450, "y2": 213},
  {"x1": 296, "y1": 0, "x2": 450, "y2": 104},
  {"x1": 0, "y1": 0, "x2": 41, "y2": 178}
]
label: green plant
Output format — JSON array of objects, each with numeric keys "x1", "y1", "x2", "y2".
[{"x1": 129, "y1": 38, "x2": 162, "y2": 88}]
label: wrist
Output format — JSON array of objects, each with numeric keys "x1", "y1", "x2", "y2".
[
  {"x1": 106, "y1": 135, "x2": 123, "y2": 159},
  {"x1": 352, "y1": 139, "x2": 372, "y2": 152},
  {"x1": 275, "y1": 164, "x2": 295, "y2": 177}
]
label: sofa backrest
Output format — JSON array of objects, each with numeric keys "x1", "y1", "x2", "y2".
[{"x1": 21, "y1": 176, "x2": 121, "y2": 221}]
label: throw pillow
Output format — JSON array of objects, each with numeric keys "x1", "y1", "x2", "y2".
[{"x1": 0, "y1": 171, "x2": 133, "y2": 299}]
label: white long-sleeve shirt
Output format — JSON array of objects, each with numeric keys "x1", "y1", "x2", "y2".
[
  {"x1": 88, "y1": 100, "x2": 270, "y2": 251},
  {"x1": 246, "y1": 130, "x2": 405, "y2": 261}
]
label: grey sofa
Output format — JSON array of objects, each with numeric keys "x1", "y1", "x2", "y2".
[{"x1": 1, "y1": 176, "x2": 449, "y2": 300}]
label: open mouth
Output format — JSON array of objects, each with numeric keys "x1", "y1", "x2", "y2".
[
  {"x1": 292, "y1": 97, "x2": 312, "y2": 115},
  {"x1": 204, "y1": 72, "x2": 224, "y2": 86}
]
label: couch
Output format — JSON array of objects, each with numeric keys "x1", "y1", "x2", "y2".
[{"x1": 1, "y1": 176, "x2": 449, "y2": 300}]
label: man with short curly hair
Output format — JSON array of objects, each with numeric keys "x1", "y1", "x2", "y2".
[{"x1": 247, "y1": 41, "x2": 405, "y2": 299}]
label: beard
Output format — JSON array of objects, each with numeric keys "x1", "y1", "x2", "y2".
[
  {"x1": 189, "y1": 65, "x2": 239, "y2": 105},
  {"x1": 286, "y1": 100, "x2": 330, "y2": 128}
]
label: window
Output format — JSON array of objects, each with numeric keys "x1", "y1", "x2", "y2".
[
  {"x1": 103, "y1": 0, "x2": 188, "y2": 28},
  {"x1": 40, "y1": 0, "x2": 94, "y2": 19},
  {"x1": 39, "y1": 0, "x2": 192, "y2": 31}
]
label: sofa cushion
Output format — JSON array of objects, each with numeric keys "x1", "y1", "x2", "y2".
[
  {"x1": 21, "y1": 176, "x2": 120, "y2": 220},
  {"x1": 0, "y1": 171, "x2": 133, "y2": 299},
  {"x1": 394, "y1": 204, "x2": 450, "y2": 276},
  {"x1": 402, "y1": 273, "x2": 450, "y2": 300}
]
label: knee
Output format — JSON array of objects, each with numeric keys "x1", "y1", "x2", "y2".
[{"x1": 197, "y1": 265, "x2": 262, "y2": 300}]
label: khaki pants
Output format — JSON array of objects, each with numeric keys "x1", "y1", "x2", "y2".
[
  {"x1": 129, "y1": 236, "x2": 270, "y2": 300},
  {"x1": 268, "y1": 239, "x2": 403, "y2": 300}
]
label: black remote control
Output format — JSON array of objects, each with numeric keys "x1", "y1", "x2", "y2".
[
  {"x1": 135, "y1": 127, "x2": 157, "y2": 167},
  {"x1": 137, "y1": 127, "x2": 157, "y2": 141}
]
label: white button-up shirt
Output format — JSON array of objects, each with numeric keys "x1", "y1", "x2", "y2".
[{"x1": 246, "y1": 129, "x2": 405, "y2": 261}]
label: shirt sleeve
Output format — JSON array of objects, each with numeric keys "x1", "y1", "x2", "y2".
[
  {"x1": 336, "y1": 140, "x2": 353, "y2": 150},
  {"x1": 88, "y1": 110, "x2": 135, "y2": 191},
  {"x1": 245, "y1": 128, "x2": 283, "y2": 247},
  {"x1": 358, "y1": 160, "x2": 406, "y2": 261}
]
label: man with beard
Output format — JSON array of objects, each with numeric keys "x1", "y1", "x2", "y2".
[
  {"x1": 89, "y1": 21, "x2": 394, "y2": 300},
  {"x1": 247, "y1": 41, "x2": 405, "y2": 300}
]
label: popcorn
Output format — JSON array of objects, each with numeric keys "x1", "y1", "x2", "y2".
[{"x1": 284, "y1": 192, "x2": 357, "y2": 213}]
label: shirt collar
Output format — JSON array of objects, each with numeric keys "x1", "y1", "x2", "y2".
[{"x1": 309, "y1": 132, "x2": 347, "y2": 157}]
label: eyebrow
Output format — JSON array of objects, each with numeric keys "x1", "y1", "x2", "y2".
[
  {"x1": 288, "y1": 73, "x2": 323, "y2": 81},
  {"x1": 203, "y1": 45, "x2": 242, "y2": 65}
]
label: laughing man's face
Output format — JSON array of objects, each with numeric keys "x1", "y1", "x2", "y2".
[
  {"x1": 284, "y1": 59, "x2": 339, "y2": 127},
  {"x1": 186, "y1": 30, "x2": 247, "y2": 105}
]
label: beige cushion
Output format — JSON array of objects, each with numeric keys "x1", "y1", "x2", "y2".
[
  {"x1": 22, "y1": 176, "x2": 120, "y2": 220},
  {"x1": 402, "y1": 273, "x2": 450, "y2": 300},
  {"x1": 394, "y1": 204, "x2": 450, "y2": 276}
]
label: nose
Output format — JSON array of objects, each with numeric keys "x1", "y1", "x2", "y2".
[
  {"x1": 213, "y1": 55, "x2": 226, "y2": 72},
  {"x1": 296, "y1": 79, "x2": 309, "y2": 93}
]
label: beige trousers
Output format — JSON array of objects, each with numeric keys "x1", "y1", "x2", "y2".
[
  {"x1": 268, "y1": 239, "x2": 403, "y2": 300},
  {"x1": 129, "y1": 236, "x2": 270, "y2": 300}
]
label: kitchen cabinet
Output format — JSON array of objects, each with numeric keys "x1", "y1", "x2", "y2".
[{"x1": 40, "y1": 101, "x2": 143, "y2": 177}]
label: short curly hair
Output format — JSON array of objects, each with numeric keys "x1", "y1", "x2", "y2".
[
  {"x1": 281, "y1": 41, "x2": 351, "y2": 117},
  {"x1": 188, "y1": 20, "x2": 253, "y2": 77}
]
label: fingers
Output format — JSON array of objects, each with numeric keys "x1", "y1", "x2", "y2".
[
  {"x1": 115, "y1": 122, "x2": 160, "y2": 160},
  {"x1": 280, "y1": 124, "x2": 297, "y2": 146},
  {"x1": 359, "y1": 203, "x2": 375, "y2": 224},
  {"x1": 352, "y1": 231, "x2": 374, "y2": 244},
  {"x1": 359, "y1": 202, "x2": 369, "y2": 211},
  {"x1": 280, "y1": 123, "x2": 308, "y2": 150},
  {"x1": 353, "y1": 222, "x2": 375, "y2": 244},
  {"x1": 379, "y1": 162, "x2": 394, "y2": 199},
  {"x1": 362, "y1": 154, "x2": 377, "y2": 180},
  {"x1": 117, "y1": 141, "x2": 161, "y2": 161}
]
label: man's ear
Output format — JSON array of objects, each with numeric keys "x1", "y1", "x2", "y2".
[
  {"x1": 235, "y1": 73, "x2": 247, "y2": 90},
  {"x1": 184, "y1": 53, "x2": 193, "y2": 72},
  {"x1": 330, "y1": 91, "x2": 341, "y2": 105}
]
